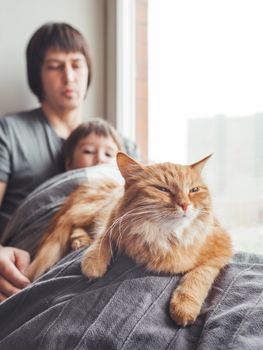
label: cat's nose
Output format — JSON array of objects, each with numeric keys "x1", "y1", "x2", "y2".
[{"x1": 179, "y1": 203, "x2": 189, "y2": 212}]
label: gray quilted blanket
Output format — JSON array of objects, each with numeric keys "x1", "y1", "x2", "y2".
[
  {"x1": 0, "y1": 251, "x2": 262, "y2": 349},
  {"x1": 0, "y1": 167, "x2": 262, "y2": 349}
]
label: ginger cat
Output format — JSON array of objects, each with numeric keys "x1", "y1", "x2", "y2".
[
  {"x1": 27, "y1": 152, "x2": 232, "y2": 326},
  {"x1": 81, "y1": 152, "x2": 232, "y2": 326}
]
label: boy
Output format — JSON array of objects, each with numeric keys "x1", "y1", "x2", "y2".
[{"x1": 63, "y1": 118, "x2": 124, "y2": 170}]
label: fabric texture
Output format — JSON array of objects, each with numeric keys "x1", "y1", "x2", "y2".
[
  {"x1": 1, "y1": 165, "x2": 124, "y2": 256},
  {"x1": 1, "y1": 156, "x2": 262, "y2": 349},
  {"x1": 0, "y1": 108, "x2": 64, "y2": 232},
  {"x1": 0, "y1": 250, "x2": 262, "y2": 350}
]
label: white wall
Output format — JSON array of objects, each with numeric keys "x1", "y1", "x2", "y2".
[{"x1": 0, "y1": 0, "x2": 106, "y2": 119}]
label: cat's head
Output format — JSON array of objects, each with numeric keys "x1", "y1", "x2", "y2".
[{"x1": 116, "y1": 152, "x2": 212, "y2": 240}]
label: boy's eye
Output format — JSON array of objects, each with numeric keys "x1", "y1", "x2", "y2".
[
  {"x1": 83, "y1": 149, "x2": 94, "y2": 154},
  {"x1": 105, "y1": 152, "x2": 114, "y2": 158},
  {"x1": 190, "y1": 187, "x2": 199, "y2": 193}
]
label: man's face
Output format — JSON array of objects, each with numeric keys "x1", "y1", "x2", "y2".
[{"x1": 40, "y1": 49, "x2": 89, "y2": 112}]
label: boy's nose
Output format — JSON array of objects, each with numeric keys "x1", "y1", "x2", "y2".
[{"x1": 95, "y1": 153, "x2": 107, "y2": 165}]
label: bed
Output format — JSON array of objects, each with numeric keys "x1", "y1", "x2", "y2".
[{"x1": 0, "y1": 165, "x2": 262, "y2": 350}]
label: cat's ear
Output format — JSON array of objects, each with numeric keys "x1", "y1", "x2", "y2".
[
  {"x1": 116, "y1": 152, "x2": 143, "y2": 181},
  {"x1": 190, "y1": 154, "x2": 212, "y2": 174}
]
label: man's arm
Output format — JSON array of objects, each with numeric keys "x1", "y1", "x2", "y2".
[
  {"x1": 0, "y1": 181, "x2": 31, "y2": 301},
  {"x1": 0, "y1": 181, "x2": 6, "y2": 208}
]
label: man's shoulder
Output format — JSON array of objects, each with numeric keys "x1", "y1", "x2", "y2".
[
  {"x1": 0, "y1": 108, "x2": 45, "y2": 133},
  {"x1": 1, "y1": 107, "x2": 43, "y2": 124}
]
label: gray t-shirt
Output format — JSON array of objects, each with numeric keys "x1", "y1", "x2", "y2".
[{"x1": 0, "y1": 108, "x2": 64, "y2": 233}]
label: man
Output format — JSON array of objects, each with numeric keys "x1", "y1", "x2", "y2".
[
  {"x1": 0, "y1": 22, "x2": 92, "y2": 301},
  {"x1": 0, "y1": 22, "x2": 92, "y2": 231}
]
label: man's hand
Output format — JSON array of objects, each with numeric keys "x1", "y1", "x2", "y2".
[{"x1": 0, "y1": 246, "x2": 31, "y2": 302}]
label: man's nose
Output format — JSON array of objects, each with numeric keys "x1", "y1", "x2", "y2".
[{"x1": 63, "y1": 64, "x2": 75, "y2": 82}]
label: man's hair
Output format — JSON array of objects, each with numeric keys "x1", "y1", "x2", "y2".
[
  {"x1": 26, "y1": 22, "x2": 92, "y2": 101},
  {"x1": 63, "y1": 119, "x2": 125, "y2": 164}
]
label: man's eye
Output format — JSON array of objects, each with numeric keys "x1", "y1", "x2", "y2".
[
  {"x1": 190, "y1": 187, "x2": 199, "y2": 193},
  {"x1": 47, "y1": 64, "x2": 62, "y2": 70},
  {"x1": 74, "y1": 65, "x2": 82, "y2": 70},
  {"x1": 83, "y1": 150, "x2": 94, "y2": 154},
  {"x1": 72, "y1": 62, "x2": 85, "y2": 70}
]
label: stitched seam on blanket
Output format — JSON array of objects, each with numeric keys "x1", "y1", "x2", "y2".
[
  {"x1": 37, "y1": 301, "x2": 68, "y2": 350},
  {"x1": 27, "y1": 250, "x2": 82, "y2": 289},
  {"x1": 52, "y1": 253, "x2": 139, "y2": 287},
  {"x1": 51, "y1": 252, "x2": 84, "y2": 279},
  {"x1": 165, "y1": 326, "x2": 183, "y2": 350},
  {"x1": 71, "y1": 265, "x2": 140, "y2": 350},
  {"x1": 16, "y1": 172, "x2": 86, "y2": 210},
  {"x1": 75, "y1": 265, "x2": 140, "y2": 302},
  {"x1": 4, "y1": 172, "x2": 87, "y2": 237},
  {"x1": 72, "y1": 281, "x2": 127, "y2": 350},
  {"x1": 197, "y1": 264, "x2": 256, "y2": 345},
  {"x1": 34, "y1": 262, "x2": 135, "y2": 349},
  {"x1": 16, "y1": 201, "x2": 64, "y2": 233},
  {"x1": 27, "y1": 254, "x2": 84, "y2": 347},
  {"x1": 119, "y1": 276, "x2": 175, "y2": 350},
  {"x1": 0, "y1": 282, "x2": 34, "y2": 333},
  {"x1": 13, "y1": 173, "x2": 85, "y2": 215},
  {"x1": 37, "y1": 263, "x2": 139, "y2": 350},
  {"x1": 227, "y1": 291, "x2": 263, "y2": 349},
  {"x1": 4, "y1": 201, "x2": 64, "y2": 244},
  {"x1": 24, "y1": 252, "x2": 84, "y2": 321}
]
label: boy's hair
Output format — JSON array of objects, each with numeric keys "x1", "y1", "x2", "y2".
[
  {"x1": 63, "y1": 119, "x2": 125, "y2": 164},
  {"x1": 26, "y1": 22, "x2": 92, "y2": 101}
]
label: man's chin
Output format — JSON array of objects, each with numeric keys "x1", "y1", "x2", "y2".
[{"x1": 60, "y1": 100, "x2": 81, "y2": 111}]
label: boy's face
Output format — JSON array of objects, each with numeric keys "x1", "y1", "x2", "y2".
[{"x1": 66, "y1": 132, "x2": 119, "y2": 170}]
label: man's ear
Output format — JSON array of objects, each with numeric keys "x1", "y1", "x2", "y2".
[
  {"x1": 116, "y1": 152, "x2": 143, "y2": 182},
  {"x1": 190, "y1": 154, "x2": 212, "y2": 174}
]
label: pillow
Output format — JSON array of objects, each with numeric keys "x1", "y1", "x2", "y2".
[{"x1": 1, "y1": 164, "x2": 123, "y2": 255}]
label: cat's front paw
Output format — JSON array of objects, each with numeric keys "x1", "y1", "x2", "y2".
[
  {"x1": 81, "y1": 247, "x2": 107, "y2": 279},
  {"x1": 169, "y1": 292, "x2": 202, "y2": 326}
]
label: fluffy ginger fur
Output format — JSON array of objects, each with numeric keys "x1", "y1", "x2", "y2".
[
  {"x1": 81, "y1": 152, "x2": 233, "y2": 326},
  {"x1": 27, "y1": 152, "x2": 232, "y2": 326}
]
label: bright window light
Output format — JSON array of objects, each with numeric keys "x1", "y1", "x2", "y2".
[{"x1": 148, "y1": 0, "x2": 263, "y2": 253}]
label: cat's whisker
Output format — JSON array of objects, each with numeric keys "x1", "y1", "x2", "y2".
[
  {"x1": 106, "y1": 220, "x2": 121, "y2": 257},
  {"x1": 113, "y1": 217, "x2": 126, "y2": 250},
  {"x1": 104, "y1": 212, "x2": 134, "y2": 254},
  {"x1": 97, "y1": 216, "x2": 123, "y2": 259}
]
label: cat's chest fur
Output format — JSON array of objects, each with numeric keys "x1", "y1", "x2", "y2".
[{"x1": 112, "y1": 214, "x2": 209, "y2": 274}]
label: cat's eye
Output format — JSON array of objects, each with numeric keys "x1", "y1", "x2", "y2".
[
  {"x1": 154, "y1": 185, "x2": 170, "y2": 193},
  {"x1": 190, "y1": 187, "x2": 199, "y2": 193}
]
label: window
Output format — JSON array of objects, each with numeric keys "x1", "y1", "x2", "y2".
[{"x1": 148, "y1": 0, "x2": 263, "y2": 253}]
